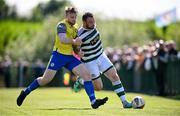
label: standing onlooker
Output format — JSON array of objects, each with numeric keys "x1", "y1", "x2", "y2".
[
  {"x1": 2, "y1": 55, "x2": 12, "y2": 87},
  {"x1": 166, "y1": 40, "x2": 178, "y2": 60},
  {"x1": 0, "y1": 56, "x2": 4, "y2": 87},
  {"x1": 32, "y1": 59, "x2": 46, "y2": 78},
  {"x1": 16, "y1": 59, "x2": 29, "y2": 87},
  {"x1": 156, "y1": 40, "x2": 168, "y2": 96}
]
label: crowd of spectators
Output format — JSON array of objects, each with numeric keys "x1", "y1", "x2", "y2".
[
  {"x1": 0, "y1": 57, "x2": 45, "y2": 88},
  {"x1": 105, "y1": 40, "x2": 179, "y2": 95},
  {"x1": 0, "y1": 39, "x2": 179, "y2": 96}
]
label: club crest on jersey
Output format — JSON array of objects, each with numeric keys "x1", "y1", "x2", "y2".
[
  {"x1": 90, "y1": 34, "x2": 100, "y2": 45},
  {"x1": 50, "y1": 63, "x2": 54, "y2": 67}
]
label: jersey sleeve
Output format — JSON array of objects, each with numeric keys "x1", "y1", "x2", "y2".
[
  {"x1": 57, "y1": 23, "x2": 66, "y2": 34},
  {"x1": 77, "y1": 27, "x2": 83, "y2": 36},
  {"x1": 77, "y1": 30, "x2": 81, "y2": 37},
  {"x1": 77, "y1": 27, "x2": 85, "y2": 40}
]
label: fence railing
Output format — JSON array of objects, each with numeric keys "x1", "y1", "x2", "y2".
[
  {"x1": 0, "y1": 59, "x2": 180, "y2": 95},
  {"x1": 102, "y1": 59, "x2": 180, "y2": 95}
]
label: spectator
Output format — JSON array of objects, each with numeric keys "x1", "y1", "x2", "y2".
[
  {"x1": 166, "y1": 40, "x2": 178, "y2": 60},
  {"x1": 155, "y1": 40, "x2": 168, "y2": 96},
  {"x1": 16, "y1": 59, "x2": 29, "y2": 87},
  {"x1": 0, "y1": 56, "x2": 4, "y2": 87},
  {"x1": 2, "y1": 55, "x2": 12, "y2": 88},
  {"x1": 32, "y1": 59, "x2": 46, "y2": 78}
]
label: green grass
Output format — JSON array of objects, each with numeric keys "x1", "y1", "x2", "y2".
[{"x1": 0, "y1": 88, "x2": 180, "y2": 116}]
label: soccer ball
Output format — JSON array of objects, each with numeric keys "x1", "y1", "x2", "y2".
[{"x1": 132, "y1": 96, "x2": 145, "y2": 109}]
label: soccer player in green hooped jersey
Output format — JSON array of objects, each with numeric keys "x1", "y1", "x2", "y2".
[
  {"x1": 73, "y1": 12, "x2": 132, "y2": 108},
  {"x1": 17, "y1": 7, "x2": 108, "y2": 109}
]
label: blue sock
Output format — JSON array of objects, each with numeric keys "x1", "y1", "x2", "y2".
[
  {"x1": 24, "y1": 79, "x2": 40, "y2": 95},
  {"x1": 84, "y1": 81, "x2": 96, "y2": 104}
]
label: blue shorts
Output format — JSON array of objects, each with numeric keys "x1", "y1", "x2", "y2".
[{"x1": 47, "y1": 51, "x2": 81, "y2": 71}]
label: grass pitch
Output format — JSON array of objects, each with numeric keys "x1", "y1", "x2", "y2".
[{"x1": 0, "y1": 88, "x2": 180, "y2": 116}]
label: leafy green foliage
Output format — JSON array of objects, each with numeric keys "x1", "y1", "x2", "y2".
[
  {"x1": 0, "y1": 20, "x2": 42, "y2": 58},
  {"x1": 1, "y1": 18, "x2": 179, "y2": 62},
  {"x1": 0, "y1": 0, "x2": 18, "y2": 19},
  {"x1": 0, "y1": 0, "x2": 9, "y2": 19},
  {"x1": 1, "y1": 0, "x2": 179, "y2": 61},
  {"x1": 31, "y1": 0, "x2": 69, "y2": 21},
  {"x1": 96, "y1": 19, "x2": 180, "y2": 48},
  {"x1": 97, "y1": 19, "x2": 150, "y2": 47}
]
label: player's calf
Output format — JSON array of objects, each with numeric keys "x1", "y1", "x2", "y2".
[{"x1": 93, "y1": 79, "x2": 103, "y2": 91}]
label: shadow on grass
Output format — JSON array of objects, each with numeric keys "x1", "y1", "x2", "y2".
[{"x1": 39, "y1": 107, "x2": 92, "y2": 111}]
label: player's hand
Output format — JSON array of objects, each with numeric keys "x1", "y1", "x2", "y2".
[
  {"x1": 78, "y1": 49, "x2": 84, "y2": 57},
  {"x1": 72, "y1": 45, "x2": 80, "y2": 54},
  {"x1": 73, "y1": 37, "x2": 82, "y2": 45}
]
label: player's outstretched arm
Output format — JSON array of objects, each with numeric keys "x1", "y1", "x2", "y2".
[
  {"x1": 58, "y1": 33, "x2": 82, "y2": 45},
  {"x1": 58, "y1": 33, "x2": 74, "y2": 44}
]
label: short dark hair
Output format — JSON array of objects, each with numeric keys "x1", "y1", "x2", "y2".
[
  {"x1": 82, "y1": 12, "x2": 93, "y2": 21},
  {"x1": 65, "y1": 6, "x2": 77, "y2": 14}
]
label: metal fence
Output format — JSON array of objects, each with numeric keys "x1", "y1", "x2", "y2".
[
  {"x1": 102, "y1": 59, "x2": 180, "y2": 95},
  {"x1": 0, "y1": 59, "x2": 180, "y2": 95}
]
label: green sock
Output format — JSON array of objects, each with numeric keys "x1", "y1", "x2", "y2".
[{"x1": 112, "y1": 80, "x2": 126, "y2": 102}]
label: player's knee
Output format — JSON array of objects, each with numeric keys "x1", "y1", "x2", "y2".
[
  {"x1": 37, "y1": 76, "x2": 52, "y2": 86},
  {"x1": 37, "y1": 77, "x2": 44, "y2": 86},
  {"x1": 94, "y1": 85, "x2": 103, "y2": 91},
  {"x1": 94, "y1": 82, "x2": 103, "y2": 91},
  {"x1": 82, "y1": 71, "x2": 91, "y2": 81}
]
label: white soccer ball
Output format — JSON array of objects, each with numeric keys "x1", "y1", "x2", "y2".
[{"x1": 132, "y1": 96, "x2": 145, "y2": 109}]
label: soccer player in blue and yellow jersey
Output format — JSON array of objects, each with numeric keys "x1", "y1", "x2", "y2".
[{"x1": 17, "y1": 7, "x2": 108, "y2": 109}]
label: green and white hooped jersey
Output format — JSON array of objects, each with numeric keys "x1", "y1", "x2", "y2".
[{"x1": 78, "y1": 27, "x2": 103, "y2": 62}]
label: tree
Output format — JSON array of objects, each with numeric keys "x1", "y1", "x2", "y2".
[
  {"x1": 0, "y1": 0, "x2": 9, "y2": 19},
  {"x1": 31, "y1": 0, "x2": 69, "y2": 21}
]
